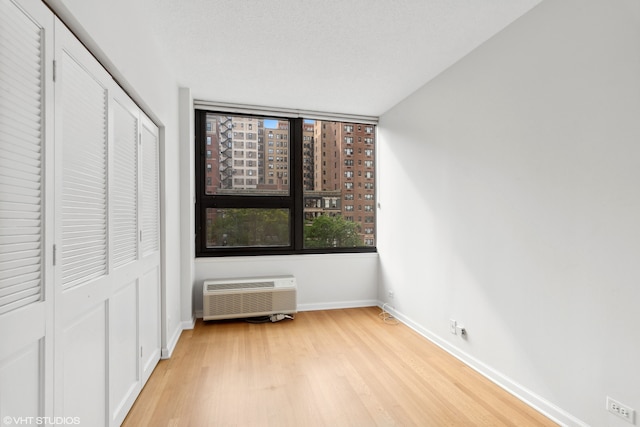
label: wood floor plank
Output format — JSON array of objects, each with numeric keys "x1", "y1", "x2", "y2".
[{"x1": 122, "y1": 307, "x2": 557, "y2": 427}]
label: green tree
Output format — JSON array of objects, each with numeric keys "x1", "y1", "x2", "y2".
[
  {"x1": 208, "y1": 209, "x2": 289, "y2": 247},
  {"x1": 304, "y1": 214, "x2": 361, "y2": 248}
]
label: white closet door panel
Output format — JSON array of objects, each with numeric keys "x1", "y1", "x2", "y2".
[
  {"x1": 111, "y1": 95, "x2": 138, "y2": 269},
  {"x1": 140, "y1": 119, "x2": 159, "y2": 257},
  {"x1": 0, "y1": 0, "x2": 45, "y2": 315},
  {"x1": 139, "y1": 264, "x2": 160, "y2": 384},
  {"x1": 58, "y1": 43, "x2": 109, "y2": 291},
  {"x1": 109, "y1": 279, "x2": 139, "y2": 425},
  {"x1": 0, "y1": 341, "x2": 42, "y2": 420},
  {"x1": 62, "y1": 303, "x2": 106, "y2": 427}
]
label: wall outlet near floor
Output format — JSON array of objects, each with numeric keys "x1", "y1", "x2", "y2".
[
  {"x1": 450, "y1": 319, "x2": 457, "y2": 334},
  {"x1": 607, "y1": 396, "x2": 636, "y2": 424},
  {"x1": 387, "y1": 290, "x2": 394, "y2": 299}
]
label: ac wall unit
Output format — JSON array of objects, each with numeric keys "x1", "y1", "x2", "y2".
[{"x1": 202, "y1": 275, "x2": 297, "y2": 321}]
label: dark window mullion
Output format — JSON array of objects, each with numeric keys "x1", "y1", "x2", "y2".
[
  {"x1": 195, "y1": 111, "x2": 207, "y2": 256},
  {"x1": 203, "y1": 196, "x2": 293, "y2": 209},
  {"x1": 291, "y1": 118, "x2": 304, "y2": 251}
]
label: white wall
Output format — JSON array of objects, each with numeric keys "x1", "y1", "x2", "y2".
[
  {"x1": 194, "y1": 254, "x2": 378, "y2": 316},
  {"x1": 44, "y1": 0, "x2": 184, "y2": 355},
  {"x1": 377, "y1": 1, "x2": 640, "y2": 426}
]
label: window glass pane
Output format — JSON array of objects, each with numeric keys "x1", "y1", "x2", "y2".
[
  {"x1": 302, "y1": 120, "x2": 376, "y2": 248},
  {"x1": 206, "y1": 208, "x2": 290, "y2": 248},
  {"x1": 204, "y1": 114, "x2": 289, "y2": 196}
]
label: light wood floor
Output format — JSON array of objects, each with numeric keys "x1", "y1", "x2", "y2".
[{"x1": 122, "y1": 307, "x2": 557, "y2": 427}]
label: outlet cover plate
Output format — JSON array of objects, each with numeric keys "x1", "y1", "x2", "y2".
[{"x1": 607, "y1": 396, "x2": 636, "y2": 424}]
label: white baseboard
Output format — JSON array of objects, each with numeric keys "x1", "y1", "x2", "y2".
[
  {"x1": 377, "y1": 301, "x2": 587, "y2": 427},
  {"x1": 161, "y1": 321, "x2": 185, "y2": 359},
  {"x1": 193, "y1": 301, "x2": 377, "y2": 318},
  {"x1": 182, "y1": 316, "x2": 195, "y2": 330},
  {"x1": 297, "y1": 299, "x2": 377, "y2": 312}
]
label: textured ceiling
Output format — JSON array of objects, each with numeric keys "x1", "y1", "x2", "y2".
[{"x1": 137, "y1": 0, "x2": 542, "y2": 117}]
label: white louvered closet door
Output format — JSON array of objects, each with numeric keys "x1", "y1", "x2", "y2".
[
  {"x1": 0, "y1": 0, "x2": 54, "y2": 420},
  {"x1": 138, "y1": 116, "x2": 161, "y2": 390},
  {"x1": 107, "y1": 87, "x2": 142, "y2": 427},
  {"x1": 53, "y1": 18, "x2": 112, "y2": 426}
]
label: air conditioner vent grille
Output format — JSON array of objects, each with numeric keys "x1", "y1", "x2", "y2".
[{"x1": 206, "y1": 281, "x2": 274, "y2": 292}]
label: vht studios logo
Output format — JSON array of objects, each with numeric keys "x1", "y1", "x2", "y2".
[{"x1": 3, "y1": 416, "x2": 81, "y2": 425}]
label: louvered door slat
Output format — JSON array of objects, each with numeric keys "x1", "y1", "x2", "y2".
[
  {"x1": 0, "y1": 286, "x2": 40, "y2": 305},
  {"x1": 0, "y1": 271, "x2": 39, "y2": 289},
  {"x1": 0, "y1": 293, "x2": 40, "y2": 315},
  {"x1": 112, "y1": 99, "x2": 138, "y2": 268},
  {"x1": 0, "y1": 0, "x2": 44, "y2": 314},
  {"x1": 0, "y1": 161, "x2": 41, "y2": 178},
  {"x1": 0, "y1": 113, "x2": 42, "y2": 137},
  {"x1": 0, "y1": 50, "x2": 42, "y2": 87},
  {"x1": 0, "y1": 241, "x2": 40, "y2": 254},
  {"x1": 0, "y1": 174, "x2": 41, "y2": 191},
  {"x1": 0, "y1": 7, "x2": 41, "y2": 45},
  {"x1": 141, "y1": 123, "x2": 159, "y2": 256},
  {"x1": 0, "y1": 86, "x2": 42, "y2": 118},
  {"x1": 0, "y1": 128, "x2": 42, "y2": 151},
  {"x1": 0, "y1": 277, "x2": 40, "y2": 297},
  {"x1": 0, "y1": 248, "x2": 40, "y2": 263},
  {"x1": 0, "y1": 259, "x2": 40, "y2": 278},
  {"x1": 0, "y1": 28, "x2": 40, "y2": 56},
  {"x1": 0, "y1": 181, "x2": 40, "y2": 196},
  {"x1": 1, "y1": 138, "x2": 42, "y2": 157},
  {"x1": 60, "y1": 50, "x2": 108, "y2": 291}
]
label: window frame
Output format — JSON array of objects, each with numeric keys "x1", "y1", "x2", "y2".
[{"x1": 195, "y1": 109, "x2": 377, "y2": 257}]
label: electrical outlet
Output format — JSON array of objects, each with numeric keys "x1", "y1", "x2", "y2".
[
  {"x1": 607, "y1": 397, "x2": 636, "y2": 424},
  {"x1": 456, "y1": 324, "x2": 467, "y2": 337},
  {"x1": 388, "y1": 290, "x2": 394, "y2": 299},
  {"x1": 450, "y1": 319, "x2": 457, "y2": 334}
]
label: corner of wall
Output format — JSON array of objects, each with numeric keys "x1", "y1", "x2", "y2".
[
  {"x1": 178, "y1": 87, "x2": 195, "y2": 324},
  {"x1": 161, "y1": 320, "x2": 186, "y2": 359}
]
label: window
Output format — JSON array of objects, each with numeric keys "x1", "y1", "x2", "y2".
[{"x1": 196, "y1": 111, "x2": 376, "y2": 255}]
